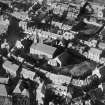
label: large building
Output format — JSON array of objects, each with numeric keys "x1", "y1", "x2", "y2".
[{"x1": 30, "y1": 43, "x2": 57, "y2": 59}]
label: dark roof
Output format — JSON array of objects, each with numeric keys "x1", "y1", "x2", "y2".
[
  {"x1": 100, "y1": 50, "x2": 105, "y2": 58},
  {"x1": 57, "y1": 51, "x2": 72, "y2": 66},
  {"x1": 80, "y1": 24, "x2": 100, "y2": 35},
  {"x1": 72, "y1": 21, "x2": 101, "y2": 35},
  {"x1": 70, "y1": 61, "x2": 96, "y2": 78},
  {"x1": 0, "y1": 1, "x2": 9, "y2": 7}
]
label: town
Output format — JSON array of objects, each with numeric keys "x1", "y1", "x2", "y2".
[{"x1": 0, "y1": 0, "x2": 105, "y2": 105}]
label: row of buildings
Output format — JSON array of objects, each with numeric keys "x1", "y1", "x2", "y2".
[{"x1": 1, "y1": 0, "x2": 105, "y2": 105}]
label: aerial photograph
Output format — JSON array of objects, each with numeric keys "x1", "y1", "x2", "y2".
[{"x1": 1, "y1": 0, "x2": 105, "y2": 105}]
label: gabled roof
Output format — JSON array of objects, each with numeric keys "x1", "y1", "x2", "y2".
[
  {"x1": 30, "y1": 43, "x2": 57, "y2": 57},
  {"x1": 21, "y1": 89, "x2": 29, "y2": 97},
  {"x1": 13, "y1": 80, "x2": 22, "y2": 94},
  {"x1": 56, "y1": 51, "x2": 72, "y2": 66}
]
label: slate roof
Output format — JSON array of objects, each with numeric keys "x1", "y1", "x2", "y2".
[{"x1": 56, "y1": 51, "x2": 72, "y2": 66}]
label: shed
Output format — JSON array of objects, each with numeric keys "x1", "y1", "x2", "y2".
[{"x1": 30, "y1": 43, "x2": 57, "y2": 59}]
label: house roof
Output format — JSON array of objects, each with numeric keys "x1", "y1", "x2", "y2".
[
  {"x1": 3, "y1": 60, "x2": 19, "y2": 76},
  {"x1": 0, "y1": 23, "x2": 9, "y2": 35},
  {"x1": 21, "y1": 89, "x2": 29, "y2": 97},
  {"x1": 70, "y1": 61, "x2": 96, "y2": 78},
  {"x1": 56, "y1": 51, "x2": 72, "y2": 66},
  {"x1": 89, "y1": 48, "x2": 102, "y2": 54},
  {"x1": 11, "y1": 11, "x2": 29, "y2": 20},
  {"x1": 30, "y1": 43, "x2": 57, "y2": 57},
  {"x1": 0, "y1": 84, "x2": 7, "y2": 96},
  {"x1": 0, "y1": 77, "x2": 9, "y2": 84},
  {"x1": 98, "y1": 42, "x2": 105, "y2": 50},
  {"x1": 80, "y1": 25, "x2": 100, "y2": 35},
  {"x1": 21, "y1": 68, "x2": 35, "y2": 80},
  {"x1": 13, "y1": 80, "x2": 22, "y2": 94}
]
